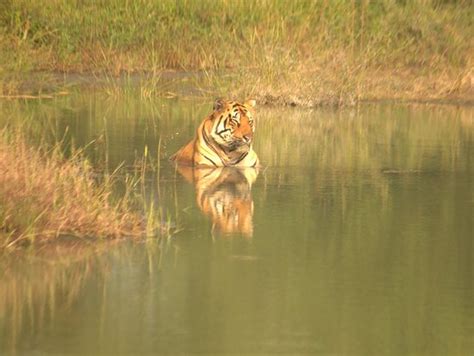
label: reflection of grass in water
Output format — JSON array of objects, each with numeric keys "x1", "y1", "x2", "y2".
[
  {"x1": 254, "y1": 104, "x2": 474, "y2": 234},
  {"x1": 0, "y1": 92, "x2": 210, "y2": 170},
  {"x1": 0, "y1": 242, "x2": 110, "y2": 352},
  {"x1": 0, "y1": 238, "x2": 175, "y2": 353},
  {"x1": 255, "y1": 104, "x2": 473, "y2": 172},
  {"x1": 250, "y1": 106, "x2": 472, "y2": 355}
]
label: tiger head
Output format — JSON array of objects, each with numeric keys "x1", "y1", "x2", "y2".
[{"x1": 209, "y1": 99, "x2": 256, "y2": 151}]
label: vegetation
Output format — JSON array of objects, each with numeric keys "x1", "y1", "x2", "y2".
[
  {"x1": 0, "y1": 129, "x2": 163, "y2": 248},
  {"x1": 0, "y1": 0, "x2": 472, "y2": 104}
]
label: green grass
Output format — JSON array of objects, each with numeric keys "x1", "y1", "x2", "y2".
[{"x1": 0, "y1": 0, "x2": 472, "y2": 103}]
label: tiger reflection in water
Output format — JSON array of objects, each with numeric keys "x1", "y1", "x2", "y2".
[{"x1": 175, "y1": 165, "x2": 258, "y2": 238}]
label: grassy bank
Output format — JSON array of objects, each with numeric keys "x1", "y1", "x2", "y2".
[
  {"x1": 0, "y1": 0, "x2": 472, "y2": 104},
  {"x1": 0, "y1": 130, "x2": 162, "y2": 248}
]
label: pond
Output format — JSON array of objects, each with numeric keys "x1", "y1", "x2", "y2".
[{"x1": 1, "y1": 92, "x2": 473, "y2": 354}]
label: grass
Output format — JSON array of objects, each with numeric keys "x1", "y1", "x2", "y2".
[
  {"x1": 0, "y1": 129, "x2": 167, "y2": 249},
  {"x1": 0, "y1": 0, "x2": 472, "y2": 105}
]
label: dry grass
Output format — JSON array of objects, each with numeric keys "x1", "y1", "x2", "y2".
[
  {"x1": 0, "y1": 130, "x2": 147, "y2": 248},
  {"x1": 213, "y1": 53, "x2": 473, "y2": 107}
]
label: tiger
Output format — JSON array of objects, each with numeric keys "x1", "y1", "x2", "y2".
[
  {"x1": 170, "y1": 98, "x2": 259, "y2": 167},
  {"x1": 175, "y1": 165, "x2": 258, "y2": 237}
]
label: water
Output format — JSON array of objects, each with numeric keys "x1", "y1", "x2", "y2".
[{"x1": 0, "y1": 92, "x2": 473, "y2": 355}]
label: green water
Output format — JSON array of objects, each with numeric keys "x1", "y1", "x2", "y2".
[{"x1": 0, "y1": 93, "x2": 473, "y2": 355}]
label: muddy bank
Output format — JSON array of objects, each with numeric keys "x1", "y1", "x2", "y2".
[{"x1": 1, "y1": 70, "x2": 472, "y2": 107}]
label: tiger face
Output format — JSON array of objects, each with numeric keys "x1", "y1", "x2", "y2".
[{"x1": 210, "y1": 99, "x2": 256, "y2": 151}]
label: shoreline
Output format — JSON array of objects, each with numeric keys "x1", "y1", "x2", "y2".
[{"x1": 1, "y1": 69, "x2": 472, "y2": 107}]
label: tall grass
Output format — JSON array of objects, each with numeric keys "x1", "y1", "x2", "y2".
[
  {"x1": 0, "y1": 0, "x2": 472, "y2": 103},
  {"x1": 0, "y1": 129, "x2": 163, "y2": 248}
]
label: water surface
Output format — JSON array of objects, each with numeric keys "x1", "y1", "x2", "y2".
[{"x1": 0, "y1": 93, "x2": 473, "y2": 355}]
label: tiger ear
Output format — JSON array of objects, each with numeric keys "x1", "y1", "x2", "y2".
[
  {"x1": 245, "y1": 99, "x2": 256, "y2": 108},
  {"x1": 213, "y1": 98, "x2": 225, "y2": 111}
]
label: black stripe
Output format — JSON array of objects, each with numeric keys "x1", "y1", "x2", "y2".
[
  {"x1": 217, "y1": 128, "x2": 231, "y2": 137},
  {"x1": 201, "y1": 126, "x2": 213, "y2": 146},
  {"x1": 200, "y1": 169, "x2": 218, "y2": 180},
  {"x1": 202, "y1": 153, "x2": 218, "y2": 166},
  {"x1": 234, "y1": 152, "x2": 248, "y2": 165},
  {"x1": 199, "y1": 128, "x2": 215, "y2": 161},
  {"x1": 202, "y1": 126, "x2": 224, "y2": 159},
  {"x1": 216, "y1": 116, "x2": 232, "y2": 136}
]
